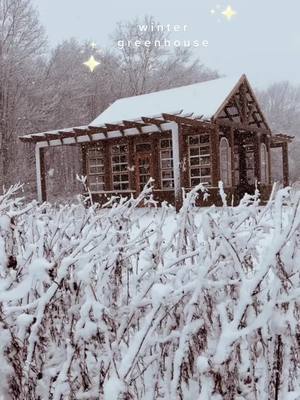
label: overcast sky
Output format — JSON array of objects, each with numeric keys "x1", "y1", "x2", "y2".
[{"x1": 33, "y1": 0, "x2": 300, "y2": 89}]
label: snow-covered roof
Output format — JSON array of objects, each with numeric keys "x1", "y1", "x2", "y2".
[{"x1": 90, "y1": 75, "x2": 243, "y2": 127}]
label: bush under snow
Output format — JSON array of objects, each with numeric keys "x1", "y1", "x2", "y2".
[{"x1": 0, "y1": 183, "x2": 300, "y2": 399}]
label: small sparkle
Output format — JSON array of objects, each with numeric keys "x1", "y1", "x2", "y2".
[
  {"x1": 210, "y1": 9, "x2": 216, "y2": 14},
  {"x1": 83, "y1": 55, "x2": 100, "y2": 72},
  {"x1": 222, "y1": 5, "x2": 237, "y2": 20},
  {"x1": 90, "y1": 42, "x2": 97, "y2": 49}
]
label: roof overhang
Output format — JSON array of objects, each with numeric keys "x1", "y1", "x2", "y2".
[
  {"x1": 19, "y1": 111, "x2": 295, "y2": 147},
  {"x1": 19, "y1": 112, "x2": 213, "y2": 146}
]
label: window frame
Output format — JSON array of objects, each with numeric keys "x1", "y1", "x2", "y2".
[
  {"x1": 160, "y1": 138, "x2": 174, "y2": 189},
  {"x1": 188, "y1": 134, "x2": 212, "y2": 187},
  {"x1": 86, "y1": 146, "x2": 105, "y2": 193},
  {"x1": 111, "y1": 143, "x2": 130, "y2": 191}
]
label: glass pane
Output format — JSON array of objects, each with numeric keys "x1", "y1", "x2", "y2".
[
  {"x1": 162, "y1": 170, "x2": 174, "y2": 179},
  {"x1": 189, "y1": 136, "x2": 199, "y2": 145},
  {"x1": 112, "y1": 164, "x2": 121, "y2": 172},
  {"x1": 246, "y1": 157, "x2": 254, "y2": 169},
  {"x1": 200, "y1": 156, "x2": 210, "y2": 165},
  {"x1": 162, "y1": 180, "x2": 174, "y2": 188},
  {"x1": 200, "y1": 135, "x2": 210, "y2": 144},
  {"x1": 190, "y1": 147, "x2": 200, "y2": 156},
  {"x1": 191, "y1": 168, "x2": 200, "y2": 177},
  {"x1": 161, "y1": 150, "x2": 172, "y2": 159},
  {"x1": 200, "y1": 146, "x2": 210, "y2": 155},
  {"x1": 161, "y1": 159, "x2": 173, "y2": 169},
  {"x1": 201, "y1": 167, "x2": 211, "y2": 176},
  {"x1": 160, "y1": 139, "x2": 172, "y2": 148},
  {"x1": 140, "y1": 175, "x2": 148, "y2": 183},
  {"x1": 112, "y1": 155, "x2": 120, "y2": 164},
  {"x1": 191, "y1": 178, "x2": 200, "y2": 186},
  {"x1": 190, "y1": 157, "x2": 200, "y2": 166},
  {"x1": 89, "y1": 166, "x2": 104, "y2": 174},
  {"x1": 121, "y1": 174, "x2": 128, "y2": 182},
  {"x1": 200, "y1": 178, "x2": 211, "y2": 185}
]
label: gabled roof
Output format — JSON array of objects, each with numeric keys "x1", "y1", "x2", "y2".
[
  {"x1": 21, "y1": 74, "x2": 294, "y2": 145},
  {"x1": 90, "y1": 75, "x2": 244, "y2": 126}
]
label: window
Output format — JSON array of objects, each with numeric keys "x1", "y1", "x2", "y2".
[
  {"x1": 234, "y1": 145, "x2": 240, "y2": 185},
  {"x1": 188, "y1": 134, "x2": 211, "y2": 186},
  {"x1": 219, "y1": 137, "x2": 231, "y2": 187},
  {"x1": 260, "y1": 143, "x2": 269, "y2": 184},
  {"x1": 245, "y1": 145, "x2": 255, "y2": 185},
  {"x1": 111, "y1": 144, "x2": 130, "y2": 191},
  {"x1": 160, "y1": 139, "x2": 174, "y2": 189},
  {"x1": 87, "y1": 146, "x2": 105, "y2": 192}
]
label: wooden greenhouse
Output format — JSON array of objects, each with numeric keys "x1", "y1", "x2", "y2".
[{"x1": 19, "y1": 75, "x2": 293, "y2": 208}]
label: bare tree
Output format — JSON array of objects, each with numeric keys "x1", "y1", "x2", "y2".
[
  {"x1": 112, "y1": 16, "x2": 218, "y2": 97},
  {"x1": 0, "y1": 0, "x2": 46, "y2": 188},
  {"x1": 257, "y1": 82, "x2": 300, "y2": 183}
]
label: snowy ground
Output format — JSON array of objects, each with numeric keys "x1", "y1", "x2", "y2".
[{"x1": 0, "y1": 184, "x2": 300, "y2": 399}]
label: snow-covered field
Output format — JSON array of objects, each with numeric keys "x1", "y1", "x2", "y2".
[{"x1": 0, "y1": 183, "x2": 300, "y2": 399}]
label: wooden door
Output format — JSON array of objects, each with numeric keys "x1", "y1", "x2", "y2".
[{"x1": 136, "y1": 153, "x2": 153, "y2": 193}]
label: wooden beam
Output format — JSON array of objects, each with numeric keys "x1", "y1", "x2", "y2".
[
  {"x1": 122, "y1": 120, "x2": 146, "y2": 132},
  {"x1": 170, "y1": 122, "x2": 182, "y2": 212},
  {"x1": 105, "y1": 123, "x2": 123, "y2": 131},
  {"x1": 215, "y1": 120, "x2": 271, "y2": 135},
  {"x1": 141, "y1": 117, "x2": 164, "y2": 132},
  {"x1": 141, "y1": 116, "x2": 164, "y2": 125},
  {"x1": 211, "y1": 126, "x2": 220, "y2": 186},
  {"x1": 240, "y1": 82, "x2": 247, "y2": 124},
  {"x1": 19, "y1": 136, "x2": 33, "y2": 143},
  {"x1": 282, "y1": 142, "x2": 289, "y2": 187},
  {"x1": 58, "y1": 130, "x2": 78, "y2": 139},
  {"x1": 230, "y1": 127, "x2": 235, "y2": 188},
  {"x1": 266, "y1": 136, "x2": 272, "y2": 184},
  {"x1": 254, "y1": 132, "x2": 261, "y2": 183},
  {"x1": 44, "y1": 133, "x2": 63, "y2": 144},
  {"x1": 35, "y1": 145, "x2": 47, "y2": 202},
  {"x1": 162, "y1": 113, "x2": 212, "y2": 129}
]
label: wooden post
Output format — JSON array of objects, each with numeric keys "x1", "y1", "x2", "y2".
[
  {"x1": 254, "y1": 132, "x2": 261, "y2": 183},
  {"x1": 266, "y1": 136, "x2": 272, "y2": 185},
  {"x1": 229, "y1": 127, "x2": 235, "y2": 188},
  {"x1": 238, "y1": 137, "x2": 247, "y2": 196},
  {"x1": 128, "y1": 137, "x2": 135, "y2": 191},
  {"x1": 170, "y1": 122, "x2": 182, "y2": 211},
  {"x1": 35, "y1": 144, "x2": 47, "y2": 202},
  {"x1": 282, "y1": 142, "x2": 289, "y2": 187},
  {"x1": 211, "y1": 126, "x2": 220, "y2": 187},
  {"x1": 178, "y1": 124, "x2": 187, "y2": 189},
  {"x1": 151, "y1": 136, "x2": 160, "y2": 189}
]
